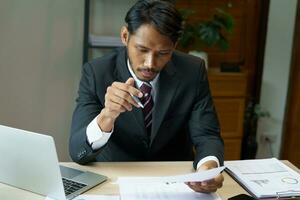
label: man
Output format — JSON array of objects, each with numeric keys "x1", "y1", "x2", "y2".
[{"x1": 70, "y1": 0, "x2": 224, "y2": 193}]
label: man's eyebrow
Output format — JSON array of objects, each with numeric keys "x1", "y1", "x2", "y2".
[
  {"x1": 159, "y1": 49, "x2": 172, "y2": 53},
  {"x1": 135, "y1": 44, "x2": 150, "y2": 49},
  {"x1": 135, "y1": 43, "x2": 173, "y2": 53},
  {"x1": 136, "y1": 44, "x2": 172, "y2": 52}
]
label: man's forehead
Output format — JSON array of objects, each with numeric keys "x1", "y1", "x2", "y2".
[{"x1": 129, "y1": 31, "x2": 174, "y2": 50}]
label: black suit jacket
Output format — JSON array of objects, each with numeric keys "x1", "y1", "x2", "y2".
[{"x1": 69, "y1": 47, "x2": 224, "y2": 169}]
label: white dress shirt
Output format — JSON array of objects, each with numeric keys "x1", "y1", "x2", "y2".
[{"x1": 86, "y1": 60, "x2": 220, "y2": 169}]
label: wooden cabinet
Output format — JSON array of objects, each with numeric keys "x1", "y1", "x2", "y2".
[
  {"x1": 208, "y1": 68, "x2": 247, "y2": 160},
  {"x1": 175, "y1": 0, "x2": 262, "y2": 97}
]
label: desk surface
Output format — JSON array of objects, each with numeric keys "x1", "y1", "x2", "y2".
[{"x1": 1, "y1": 161, "x2": 299, "y2": 200}]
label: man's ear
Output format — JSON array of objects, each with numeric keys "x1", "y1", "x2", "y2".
[{"x1": 120, "y1": 26, "x2": 129, "y2": 46}]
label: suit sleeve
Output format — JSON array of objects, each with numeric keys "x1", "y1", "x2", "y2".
[
  {"x1": 69, "y1": 63, "x2": 104, "y2": 164},
  {"x1": 189, "y1": 61, "x2": 224, "y2": 169}
]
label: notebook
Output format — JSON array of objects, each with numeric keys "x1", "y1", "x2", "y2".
[
  {"x1": 225, "y1": 158, "x2": 300, "y2": 199},
  {"x1": 0, "y1": 125, "x2": 107, "y2": 200}
]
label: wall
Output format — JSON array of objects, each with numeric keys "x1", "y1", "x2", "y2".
[
  {"x1": 0, "y1": 0, "x2": 83, "y2": 161},
  {"x1": 257, "y1": 0, "x2": 297, "y2": 158}
]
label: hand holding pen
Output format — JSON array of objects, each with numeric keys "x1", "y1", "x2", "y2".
[{"x1": 97, "y1": 78, "x2": 143, "y2": 132}]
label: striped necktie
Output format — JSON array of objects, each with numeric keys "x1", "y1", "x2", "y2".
[{"x1": 140, "y1": 83, "x2": 154, "y2": 137}]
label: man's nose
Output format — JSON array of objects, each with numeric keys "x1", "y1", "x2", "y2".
[{"x1": 144, "y1": 54, "x2": 156, "y2": 68}]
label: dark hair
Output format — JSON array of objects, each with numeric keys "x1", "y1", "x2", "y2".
[{"x1": 125, "y1": 0, "x2": 182, "y2": 44}]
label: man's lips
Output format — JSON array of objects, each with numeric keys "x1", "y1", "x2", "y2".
[{"x1": 140, "y1": 70, "x2": 157, "y2": 78}]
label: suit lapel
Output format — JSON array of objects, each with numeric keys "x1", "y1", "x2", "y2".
[
  {"x1": 114, "y1": 48, "x2": 146, "y2": 135},
  {"x1": 151, "y1": 60, "x2": 179, "y2": 144}
]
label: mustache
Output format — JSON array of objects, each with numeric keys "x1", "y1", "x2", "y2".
[{"x1": 137, "y1": 67, "x2": 160, "y2": 73}]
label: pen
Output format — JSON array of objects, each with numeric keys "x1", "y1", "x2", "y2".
[{"x1": 130, "y1": 93, "x2": 144, "y2": 108}]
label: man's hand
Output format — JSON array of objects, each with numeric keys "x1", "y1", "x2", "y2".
[
  {"x1": 97, "y1": 78, "x2": 143, "y2": 132},
  {"x1": 186, "y1": 160, "x2": 224, "y2": 193}
]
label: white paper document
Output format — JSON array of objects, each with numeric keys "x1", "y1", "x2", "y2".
[
  {"x1": 225, "y1": 158, "x2": 300, "y2": 198},
  {"x1": 119, "y1": 181, "x2": 221, "y2": 200},
  {"x1": 118, "y1": 166, "x2": 225, "y2": 184},
  {"x1": 117, "y1": 167, "x2": 224, "y2": 200}
]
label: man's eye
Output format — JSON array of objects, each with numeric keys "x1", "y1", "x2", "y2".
[
  {"x1": 158, "y1": 52, "x2": 170, "y2": 56},
  {"x1": 138, "y1": 48, "x2": 148, "y2": 53}
]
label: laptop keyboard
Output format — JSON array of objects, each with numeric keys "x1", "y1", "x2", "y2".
[{"x1": 62, "y1": 177, "x2": 87, "y2": 196}]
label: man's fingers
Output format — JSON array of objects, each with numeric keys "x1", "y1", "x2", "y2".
[
  {"x1": 108, "y1": 86, "x2": 139, "y2": 108},
  {"x1": 111, "y1": 95, "x2": 133, "y2": 111},
  {"x1": 108, "y1": 88, "x2": 138, "y2": 107},
  {"x1": 110, "y1": 80, "x2": 143, "y2": 108},
  {"x1": 186, "y1": 182, "x2": 209, "y2": 193},
  {"x1": 112, "y1": 81, "x2": 143, "y2": 98},
  {"x1": 103, "y1": 79, "x2": 144, "y2": 120},
  {"x1": 201, "y1": 178, "x2": 215, "y2": 186},
  {"x1": 103, "y1": 79, "x2": 145, "y2": 119},
  {"x1": 125, "y1": 77, "x2": 135, "y2": 86},
  {"x1": 105, "y1": 92, "x2": 130, "y2": 112},
  {"x1": 105, "y1": 98, "x2": 127, "y2": 113},
  {"x1": 186, "y1": 182, "x2": 217, "y2": 193},
  {"x1": 214, "y1": 173, "x2": 224, "y2": 187},
  {"x1": 201, "y1": 175, "x2": 223, "y2": 188},
  {"x1": 186, "y1": 173, "x2": 224, "y2": 193}
]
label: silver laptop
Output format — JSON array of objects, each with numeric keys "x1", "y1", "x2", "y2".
[{"x1": 0, "y1": 125, "x2": 107, "y2": 200}]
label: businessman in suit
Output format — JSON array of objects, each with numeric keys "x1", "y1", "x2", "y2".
[{"x1": 70, "y1": 0, "x2": 224, "y2": 193}]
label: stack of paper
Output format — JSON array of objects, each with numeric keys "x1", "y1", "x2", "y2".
[
  {"x1": 118, "y1": 166, "x2": 225, "y2": 200},
  {"x1": 225, "y1": 158, "x2": 300, "y2": 199},
  {"x1": 118, "y1": 181, "x2": 220, "y2": 200}
]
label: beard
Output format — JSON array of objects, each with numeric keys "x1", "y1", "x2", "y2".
[{"x1": 128, "y1": 58, "x2": 161, "y2": 81}]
